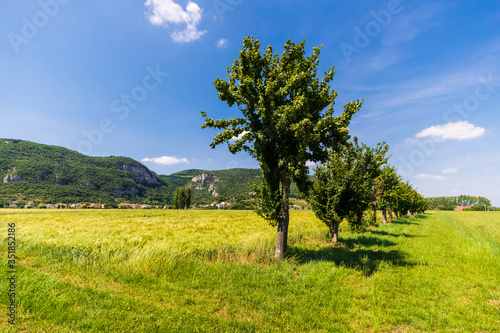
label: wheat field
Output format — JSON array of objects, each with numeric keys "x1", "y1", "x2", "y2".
[{"x1": 1, "y1": 209, "x2": 499, "y2": 332}]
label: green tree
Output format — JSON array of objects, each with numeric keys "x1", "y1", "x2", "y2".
[
  {"x1": 184, "y1": 187, "x2": 191, "y2": 209},
  {"x1": 377, "y1": 166, "x2": 401, "y2": 223},
  {"x1": 389, "y1": 182, "x2": 425, "y2": 218},
  {"x1": 309, "y1": 140, "x2": 388, "y2": 244},
  {"x1": 201, "y1": 37, "x2": 361, "y2": 259},
  {"x1": 174, "y1": 189, "x2": 180, "y2": 209},
  {"x1": 174, "y1": 188, "x2": 191, "y2": 209},
  {"x1": 346, "y1": 140, "x2": 389, "y2": 231}
]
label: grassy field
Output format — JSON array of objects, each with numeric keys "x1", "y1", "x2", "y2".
[{"x1": 1, "y1": 209, "x2": 499, "y2": 332}]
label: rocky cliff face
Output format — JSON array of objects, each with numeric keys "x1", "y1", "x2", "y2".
[
  {"x1": 3, "y1": 174, "x2": 22, "y2": 183},
  {"x1": 116, "y1": 164, "x2": 161, "y2": 185}
]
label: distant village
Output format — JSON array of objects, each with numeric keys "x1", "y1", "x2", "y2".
[
  {"x1": 4, "y1": 200, "x2": 235, "y2": 210},
  {"x1": 2, "y1": 172, "x2": 305, "y2": 210}
]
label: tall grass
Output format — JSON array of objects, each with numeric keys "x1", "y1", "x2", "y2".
[{"x1": 0, "y1": 210, "x2": 499, "y2": 332}]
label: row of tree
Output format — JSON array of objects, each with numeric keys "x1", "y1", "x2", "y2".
[
  {"x1": 308, "y1": 139, "x2": 426, "y2": 244},
  {"x1": 201, "y1": 36, "x2": 426, "y2": 259},
  {"x1": 426, "y1": 195, "x2": 491, "y2": 210}
]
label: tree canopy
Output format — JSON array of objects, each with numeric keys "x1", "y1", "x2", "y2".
[
  {"x1": 426, "y1": 195, "x2": 491, "y2": 210},
  {"x1": 202, "y1": 36, "x2": 362, "y2": 259},
  {"x1": 309, "y1": 139, "x2": 389, "y2": 244}
]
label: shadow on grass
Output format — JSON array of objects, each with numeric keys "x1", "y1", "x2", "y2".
[
  {"x1": 414, "y1": 214, "x2": 430, "y2": 219},
  {"x1": 342, "y1": 235, "x2": 397, "y2": 249},
  {"x1": 367, "y1": 230, "x2": 421, "y2": 238},
  {"x1": 288, "y1": 245, "x2": 416, "y2": 276},
  {"x1": 286, "y1": 215, "x2": 431, "y2": 275},
  {"x1": 391, "y1": 214, "x2": 430, "y2": 225},
  {"x1": 390, "y1": 219, "x2": 419, "y2": 225}
]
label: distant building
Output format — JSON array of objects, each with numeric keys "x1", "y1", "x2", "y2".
[
  {"x1": 70, "y1": 203, "x2": 86, "y2": 208},
  {"x1": 210, "y1": 201, "x2": 232, "y2": 209},
  {"x1": 454, "y1": 206, "x2": 471, "y2": 211}
]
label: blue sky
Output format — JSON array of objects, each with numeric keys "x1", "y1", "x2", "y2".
[{"x1": 1, "y1": 0, "x2": 499, "y2": 205}]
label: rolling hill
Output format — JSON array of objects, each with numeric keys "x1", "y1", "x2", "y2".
[
  {"x1": 0, "y1": 139, "x2": 303, "y2": 206},
  {"x1": 161, "y1": 169, "x2": 303, "y2": 205},
  {"x1": 0, "y1": 139, "x2": 169, "y2": 204}
]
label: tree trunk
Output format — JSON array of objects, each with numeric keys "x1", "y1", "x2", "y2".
[
  {"x1": 331, "y1": 221, "x2": 340, "y2": 245},
  {"x1": 388, "y1": 206, "x2": 393, "y2": 222},
  {"x1": 382, "y1": 208, "x2": 387, "y2": 224},
  {"x1": 275, "y1": 171, "x2": 291, "y2": 260},
  {"x1": 371, "y1": 202, "x2": 377, "y2": 225}
]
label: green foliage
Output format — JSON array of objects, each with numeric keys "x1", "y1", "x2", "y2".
[
  {"x1": 174, "y1": 187, "x2": 191, "y2": 209},
  {"x1": 309, "y1": 139, "x2": 389, "y2": 241},
  {"x1": 376, "y1": 165, "x2": 401, "y2": 210},
  {"x1": 202, "y1": 36, "x2": 361, "y2": 229},
  {"x1": 427, "y1": 195, "x2": 492, "y2": 210},
  {"x1": 162, "y1": 168, "x2": 264, "y2": 203},
  {"x1": 386, "y1": 182, "x2": 427, "y2": 216},
  {"x1": 465, "y1": 205, "x2": 488, "y2": 211}
]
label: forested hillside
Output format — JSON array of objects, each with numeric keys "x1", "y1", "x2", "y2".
[
  {"x1": 0, "y1": 139, "x2": 169, "y2": 204},
  {"x1": 0, "y1": 139, "x2": 302, "y2": 206},
  {"x1": 160, "y1": 168, "x2": 303, "y2": 205}
]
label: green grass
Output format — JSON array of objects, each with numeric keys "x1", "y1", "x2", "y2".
[{"x1": 0, "y1": 210, "x2": 499, "y2": 332}]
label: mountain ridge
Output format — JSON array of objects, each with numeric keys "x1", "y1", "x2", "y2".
[
  {"x1": 0, "y1": 139, "x2": 283, "y2": 205},
  {"x1": 0, "y1": 139, "x2": 169, "y2": 204}
]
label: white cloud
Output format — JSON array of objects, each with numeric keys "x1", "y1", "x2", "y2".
[
  {"x1": 145, "y1": 0, "x2": 207, "y2": 43},
  {"x1": 415, "y1": 174, "x2": 448, "y2": 181},
  {"x1": 442, "y1": 168, "x2": 459, "y2": 174},
  {"x1": 416, "y1": 121, "x2": 485, "y2": 141},
  {"x1": 217, "y1": 38, "x2": 228, "y2": 48},
  {"x1": 485, "y1": 166, "x2": 493, "y2": 171},
  {"x1": 141, "y1": 156, "x2": 189, "y2": 165}
]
